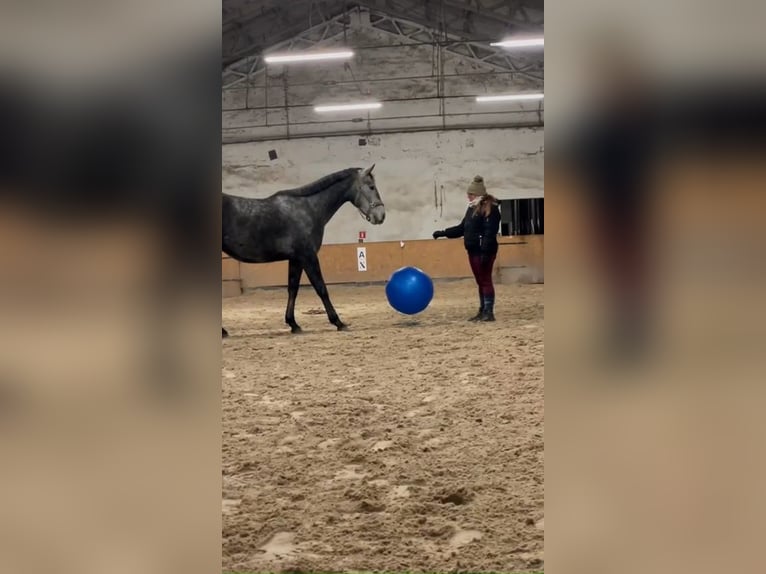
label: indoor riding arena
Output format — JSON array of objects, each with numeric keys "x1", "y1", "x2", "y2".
[{"x1": 222, "y1": 1, "x2": 544, "y2": 572}]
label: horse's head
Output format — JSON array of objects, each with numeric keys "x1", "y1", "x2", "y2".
[{"x1": 352, "y1": 164, "x2": 385, "y2": 225}]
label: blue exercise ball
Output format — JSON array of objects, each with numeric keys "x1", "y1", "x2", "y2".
[{"x1": 385, "y1": 266, "x2": 434, "y2": 315}]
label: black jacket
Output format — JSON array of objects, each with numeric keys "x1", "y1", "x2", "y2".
[{"x1": 443, "y1": 200, "x2": 501, "y2": 255}]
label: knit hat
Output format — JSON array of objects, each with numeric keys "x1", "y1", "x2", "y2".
[{"x1": 467, "y1": 175, "x2": 487, "y2": 196}]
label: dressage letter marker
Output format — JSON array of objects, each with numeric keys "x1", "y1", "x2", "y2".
[{"x1": 357, "y1": 247, "x2": 367, "y2": 272}]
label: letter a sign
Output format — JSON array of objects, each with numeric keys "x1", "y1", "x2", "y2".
[{"x1": 357, "y1": 247, "x2": 367, "y2": 272}]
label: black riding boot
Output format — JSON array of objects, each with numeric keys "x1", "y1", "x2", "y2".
[
  {"x1": 469, "y1": 294, "x2": 484, "y2": 321},
  {"x1": 480, "y1": 296, "x2": 496, "y2": 322}
]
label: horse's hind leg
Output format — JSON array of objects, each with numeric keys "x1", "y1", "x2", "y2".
[
  {"x1": 302, "y1": 253, "x2": 346, "y2": 331},
  {"x1": 285, "y1": 258, "x2": 304, "y2": 333}
]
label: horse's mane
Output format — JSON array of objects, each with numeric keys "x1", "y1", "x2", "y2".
[{"x1": 274, "y1": 168, "x2": 360, "y2": 198}]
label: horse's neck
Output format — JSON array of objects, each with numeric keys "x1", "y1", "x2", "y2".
[{"x1": 308, "y1": 179, "x2": 353, "y2": 226}]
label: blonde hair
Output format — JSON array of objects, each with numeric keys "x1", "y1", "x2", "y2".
[{"x1": 473, "y1": 194, "x2": 498, "y2": 217}]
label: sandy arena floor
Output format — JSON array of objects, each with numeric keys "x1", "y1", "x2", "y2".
[{"x1": 222, "y1": 279, "x2": 544, "y2": 573}]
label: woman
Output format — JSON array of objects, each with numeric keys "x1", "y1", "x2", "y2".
[{"x1": 433, "y1": 175, "x2": 501, "y2": 322}]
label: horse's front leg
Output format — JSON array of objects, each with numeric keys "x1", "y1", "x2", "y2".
[
  {"x1": 301, "y1": 253, "x2": 346, "y2": 331},
  {"x1": 285, "y1": 258, "x2": 304, "y2": 333}
]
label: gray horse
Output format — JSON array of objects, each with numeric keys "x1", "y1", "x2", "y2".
[{"x1": 222, "y1": 165, "x2": 385, "y2": 336}]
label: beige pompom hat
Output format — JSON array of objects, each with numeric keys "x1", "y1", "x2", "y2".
[{"x1": 467, "y1": 175, "x2": 487, "y2": 196}]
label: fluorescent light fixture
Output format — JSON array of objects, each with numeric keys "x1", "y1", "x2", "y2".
[
  {"x1": 264, "y1": 50, "x2": 354, "y2": 64},
  {"x1": 476, "y1": 93, "x2": 544, "y2": 103},
  {"x1": 314, "y1": 102, "x2": 382, "y2": 113},
  {"x1": 490, "y1": 37, "x2": 544, "y2": 48}
]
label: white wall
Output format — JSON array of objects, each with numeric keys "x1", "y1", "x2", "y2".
[{"x1": 222, "y1": 126, "x2": 543, "y2": 244}]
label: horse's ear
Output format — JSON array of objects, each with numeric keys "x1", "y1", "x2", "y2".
[{"x1": 364, "y1": 164, "x2": 375, "y2": 177}]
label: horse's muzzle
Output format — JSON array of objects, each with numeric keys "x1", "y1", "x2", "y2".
[{"x1": 367, "y1": 205, "x2": 386, "y2": 224}]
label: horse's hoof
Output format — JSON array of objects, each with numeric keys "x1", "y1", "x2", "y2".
[
  {"x1": 290, "y1": 326, "x2": 303, "y2": 334},
  {"x1": 337, "y1": 323, "x2": 349, "y2": 331},
  {"x1": 222, "y1": 328, "x2": 229, "y2": 338}
]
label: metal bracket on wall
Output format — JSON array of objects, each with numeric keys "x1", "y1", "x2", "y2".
[
  {"x1": 440, "y1": 184, "x2": 445, "y2": 217},
  {"x1": 283, "y1": 70, "x2": 290, "y2": 139}
]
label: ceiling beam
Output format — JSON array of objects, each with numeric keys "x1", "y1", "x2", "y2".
[
  {"x1": 224, "y1": 9, "x2": 541, "y2": 91},
  {"x1": 366, "y1": 11, "x2": 542, "y2": 82},
  {"x1": 357, "y1": 0, "x2": 541, "y2": 38},
  {"x1": 223, "y1": 10, "x2": 353, "y2": 87},
  {"x1": 223, "y1": 0, "x2": 350, "y2": 66},
  {"x1": 223, "y1": 0, "x2": 543, "y2": 66}
]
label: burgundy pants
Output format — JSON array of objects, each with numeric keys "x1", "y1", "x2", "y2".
[{"x1": 468, "y1": 253, "x2": 496, "y2": 297}]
